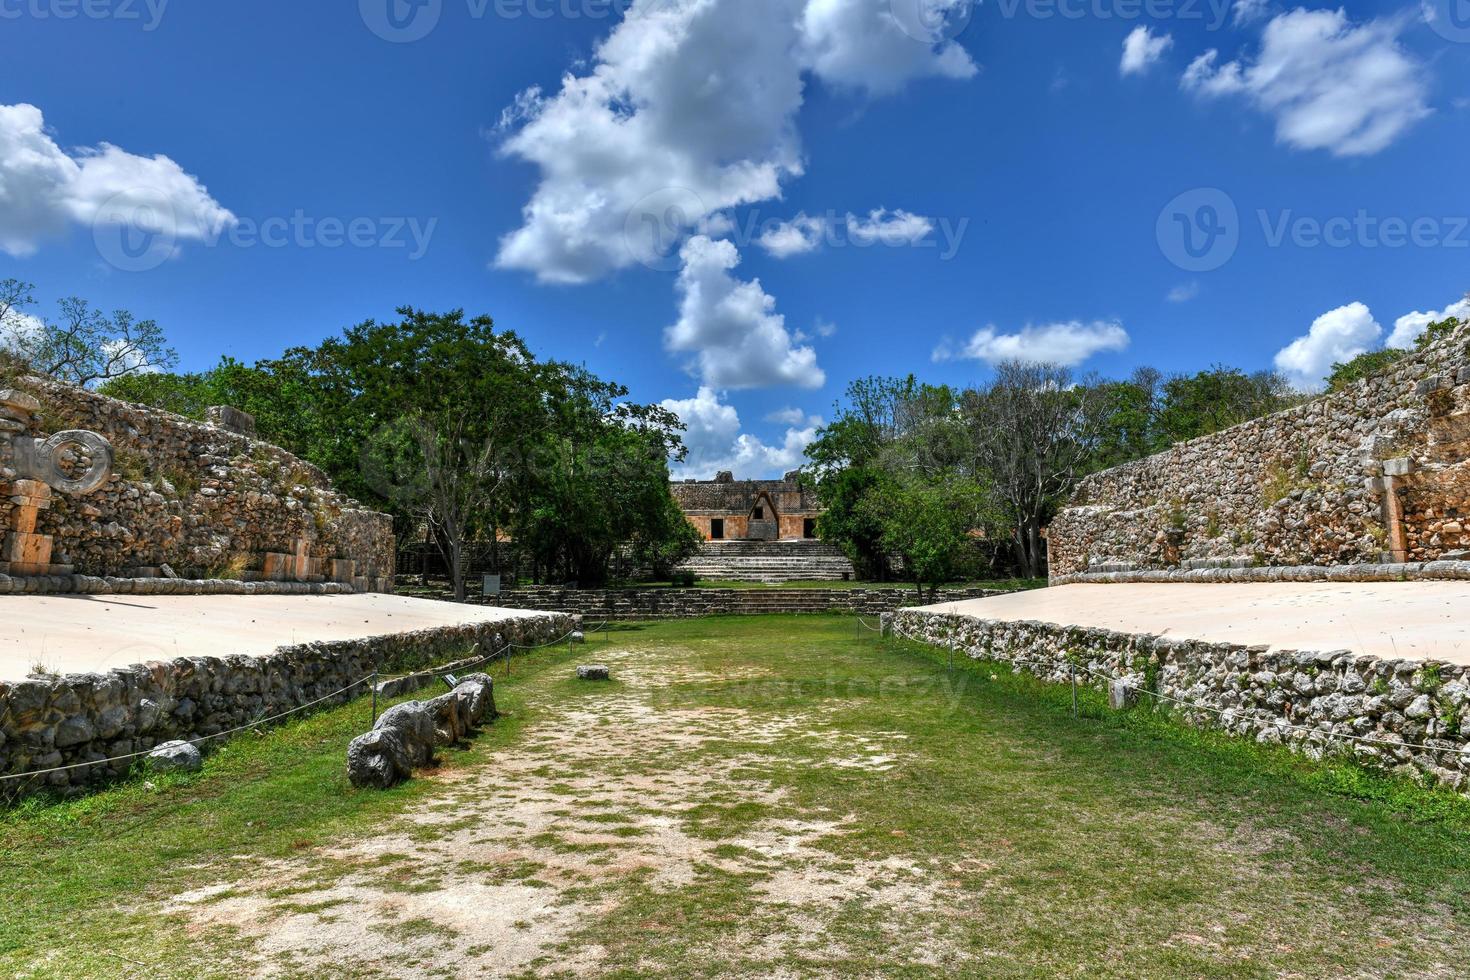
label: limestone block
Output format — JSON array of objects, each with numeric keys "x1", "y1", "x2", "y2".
[
  {"x1": 0, "y1": 389, "x2": 40, "y2": 415},
  {"x1": 3, "y1": 530, "x2": 52, "y2": 568},
  {"x1": 577, "y1": 665, "x2": 611, "y2": 681},
  {"x1": 205, "y1": 405, "x2": 257, "y2": 437},
  {"x1": 261, "y1": 552, "x2": 293, "y2": 582},
  {"x1": 1384, "y1": 457, "x2": 1417, "y2": 478},
  {"x1": 330, "y1": 559, "x2": 357, "y2": 583},
  {"x1": 12, "y1": 505, "x2": 40, "y2": 535}
]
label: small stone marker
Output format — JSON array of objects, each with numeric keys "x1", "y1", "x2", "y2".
[
  {"x1": 148, "y1": 740, "x2": 203, "y2": 773},
  {"x1": 570, "y1": 631, "x2": 586, "y2": 645},
  {"x1": 1108, "y1": 680, "x2": 1137, "y2": 711},
  {"x1": 577, "y1": 664, "x2": 611, "y2": 681}
]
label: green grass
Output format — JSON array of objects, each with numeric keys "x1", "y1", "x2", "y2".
[{"x1": 4, "y1": 616, "x2": 1470, "y2": 978}]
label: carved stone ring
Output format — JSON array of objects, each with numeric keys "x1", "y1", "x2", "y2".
[{"x1": 18, "y1": 430, "x2": 115, "y2": 495}]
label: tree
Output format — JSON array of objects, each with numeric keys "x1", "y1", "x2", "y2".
[
  {"x1": 960, "y1": 362, "x2": 1109, "y2": 579},
  {"x1": 1154, "y1": 366, "x2": 1297, "y2": 445},
  {"x1": 862, "y1": 474, "x2": 988, "y2": 600},
  {"x1": 0, "y1": 280, "x2": 176, "y2": 387},
  {"x1": 1326, "y1": 349, "x2": 1408, "y2": 392}
]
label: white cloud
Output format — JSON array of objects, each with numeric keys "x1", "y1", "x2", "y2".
[
  {"x1": 814, "y1": 317, "x2": 837, "y2": 338},
  {"x1": 662, "y1": 386, "x2": 821, "y2": 479},
  {"x1": 665, "y1": 235, "x2": 825, "y2": 390},
  {"x1": 494, "y1": 0, "x2": 977, "y2": 285},
  {"x1": 0, "y1": 102, "x2": 232, "y2": 258},
  {"x1": 1120, "y1": 27, "x2": 1173, "y2": 77},
  {"x1": 1387, "y1": 297, "x2": 1470, "y2": 350},
  {"x1": 1167, "y1": 281, "x2": 1200, "y2": 303},
  {"x1": 766, "y1": 406, "x2": 816, "y2": 426},
  {"x1": 1232, "y1": 0, "x2": 1269, "y2": 25},
  {"x1": 757, "y1": 213, "x2": 829, "y2": 258},
  {"x1": 1273, "y1": 301, "x2": 1381, "y2": 390},
  {"x1": 936, "y1": 319, "x2": 1130, "y2": 367},
  {"x1": 845, "y1": 208, "x2": 934, "y2": 246},
  {"x1": 1181, "y1": 9, "x2": 1431, "y2": 157}
]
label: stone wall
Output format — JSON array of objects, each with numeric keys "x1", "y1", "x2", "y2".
[
  {"x1": 0, "y1": 376, "x2": 394, "y2": 590},
  {"x1": 1050, "y1": 322, "x2": 1470, "y2": 577},
  {"x1": 0, "y1": 611, "x2": 574, "y2": 794},
  {"x1": 481, "y1": 585, "x2": 1012, "y2": 620},
  {"x1": 886, "y1": 609, "x2": 1470, "y2": 791}
]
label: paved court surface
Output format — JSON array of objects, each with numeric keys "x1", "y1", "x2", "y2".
[
  {"x1": 0, "y1": 593, "x2": 549, "y2": 681},
  {"x1": 919, "y1": 582, "x2": 1470, "y2": 664}
]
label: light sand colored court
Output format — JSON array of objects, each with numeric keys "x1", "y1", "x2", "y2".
[
  {"x1": 920, "y1": 582, "x2": 1470, "y2": 665},
  {"x1": 0, "y1": 593, "x2": 549, "y2": 681}
]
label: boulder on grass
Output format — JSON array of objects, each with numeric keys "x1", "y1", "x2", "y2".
[
  {"x1": 373, "y1": 701, "x2": 436, "y2": 767},
  {"x1": 346, "y1": 728, "x2": 414, "y2": 790},
  {"x1": 458, "y1": 673, "x2": 498, "y2": 724},
  {"x1": 577, "y1": 665, "x2": 611, "y2": 681},
  {"x1": 148, "y1": 740, "x2": 203, "y2": 773}
]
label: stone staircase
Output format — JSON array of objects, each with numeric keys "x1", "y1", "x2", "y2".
[{"x1": 676, "y1": 540, "x2": 857, "y2": 583}]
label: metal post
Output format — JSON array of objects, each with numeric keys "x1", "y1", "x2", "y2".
[
  {"x1": 1070, "y1": 666, "x2": 1078, "y2": 719},
  {"x1": 371, "y1": 669, "x2": 379, "y2": 726},
  {"x1": 948, "y1": 633, "x2": 955, "y2": 671}
]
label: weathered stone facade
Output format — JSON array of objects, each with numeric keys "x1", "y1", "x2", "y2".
[
  {"x1": 1050, "y1": 322, "x2": 1470, "y2": 578},
  {"x1": 886, "y1": 609, "x2": 1470, "y2": 791},
  {"x1": 482, "y1": 585, "x2": 1010, "y2": 620},
  {"x1": 671, "y1": 471, "x2": 822, "y2": 542},
  {"x1": 0, "y1": 376, "x2": 393, "y2": 590},
  {"x1": 0, "y1": 612, "x2": 574, "y2": 794}
]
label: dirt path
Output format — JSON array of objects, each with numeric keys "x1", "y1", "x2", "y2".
[{"x1": 163, "y1": 640, "x2": 945, "y2": 978}]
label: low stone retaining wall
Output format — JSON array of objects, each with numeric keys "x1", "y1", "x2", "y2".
[
  {"x1": 482, "y1": 586, "x2": 1010, "y2": 620},
  {"x1": 885, "y1": 609, "x2": 1470, "y2": 791},
  {"x1": 0, "y1": 573, "x2": 363, "y2": 596},
  {"x1": 1052, "y1": 560, "x2": 1470, "y2": 586},
  {"x1": 0, "y1": 612, "x2": 575, "y2": 795}
]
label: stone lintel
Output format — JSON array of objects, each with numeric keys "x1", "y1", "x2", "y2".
[{"x1": 1383, "y1": 457, "x2": 1417, "y2": 478}]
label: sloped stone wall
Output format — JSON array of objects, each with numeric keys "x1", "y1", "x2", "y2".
[
  {"x1": 1050, "y1": 323, "x2": 1470, "y2": 577},
  {"x1": 0, "y1": 612, "x2": 574, "y2": 794},
  {"x1": 0, "y1": 376, "x2": 394, "y2": 589},
  {"x1": 886, "y1": 609, "x2": 1470, "y2": 792}
]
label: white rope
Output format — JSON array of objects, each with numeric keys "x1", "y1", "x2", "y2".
[
  {"x1": 0, "y1": 674, "x2": 378, "y2": 784},
  {"x1": 908, "y1": 628, "x2": 1464, "y2": 757}
]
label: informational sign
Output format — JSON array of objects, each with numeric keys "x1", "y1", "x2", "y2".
[{"x1": 482, "y1": 574, "x2": 502, "y2": 596}]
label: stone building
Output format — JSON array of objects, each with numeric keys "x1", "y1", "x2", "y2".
[{"x1": 670, "y1": 471, "x2": 823, "y2": 542}]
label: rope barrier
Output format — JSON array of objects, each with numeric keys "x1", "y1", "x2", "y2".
[
  {"x1": 0, "y1": 674, "x2": 378, "y2": 784},
  {"x1": 892, "y1": 626, "x2": 1464, "y2": 757},
  {"x1": 1, "y1": 617, "x2": 605, "y2": 787}
]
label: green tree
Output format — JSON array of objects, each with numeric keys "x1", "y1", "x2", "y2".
[
  {"x1": 862, "y1": 474, "x2": 988, "y2": 600},
  {"x1": 0, "y1": 279, "x2": 176, "y2": 387},
  {"x1": 1326, "y1": 349, "x2": 1408, "y2": 392},
  {"x1": 1154, "y1": 366, "x2": 1297, "y2": 445}
]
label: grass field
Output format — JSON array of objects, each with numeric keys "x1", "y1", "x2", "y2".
[{"x1": 4, "y1": 616, "x2": 1470, "y2": 978}]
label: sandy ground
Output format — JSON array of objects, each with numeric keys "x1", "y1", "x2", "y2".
[
  {"x1": 162, "y1": 645, "x2": 939, "y2": 978},
  {"x1": 920, "y1": 582, "x2": 1470, "y2": 664},
  {"x1": 0, "y1": 593, "x2": 550, "y2": 681}
]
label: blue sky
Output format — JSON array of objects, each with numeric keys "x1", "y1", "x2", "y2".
[{"x1": 2, "y1": 0, "x2": 1467, "y2": 477}]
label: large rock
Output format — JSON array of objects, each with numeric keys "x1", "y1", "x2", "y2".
[
  {"x1": 148, "y1": 740, "x2": 203, "y2": 773},
  {"x1": 458, "y1": 673, "x2": 497, "y2": 724},
  {"x1": 373, "y1": 701, "x2": 436, "y2": 767},
  {"x1": 346, "y1": 728, "x2": 414, "y2": 790},
  {"x1": 577, "y1": 665, "x2": 611, "y2": 681}
]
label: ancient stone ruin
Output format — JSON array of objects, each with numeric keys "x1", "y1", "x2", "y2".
[
  {"x1": 1049, "y1": 320, "x2": 1470, "y2": 580},
  {"x1": 0, "y1": 376, "x2": 393, "y2": 592}
]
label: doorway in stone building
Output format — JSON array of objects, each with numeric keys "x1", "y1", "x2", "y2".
[{"x1": 748, "y1": 492, "x2": 779, "y2": 541}]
